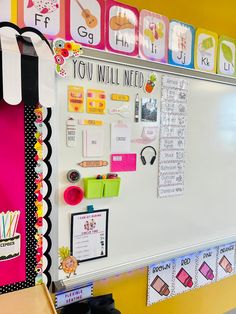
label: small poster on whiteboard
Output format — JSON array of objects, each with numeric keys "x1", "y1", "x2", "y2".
[{"x1": 71, "y1": 209, "x2": 109, "y2": 262}]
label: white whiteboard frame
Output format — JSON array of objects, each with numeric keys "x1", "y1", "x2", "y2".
[{"x1": 51, "y1": 47, "x2": 236, "y2": 292}]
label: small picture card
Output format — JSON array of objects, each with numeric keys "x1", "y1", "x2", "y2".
[
  {"x1": 141, "y1": 98, "x2": 158, "y2": 122},
  {"x1": 139, "y1": 9, "x2": 169, "y2": 62},
  {"x1": 87, "y1": 89, "x2": 106, "y2": 114},
  {"x1": 106, "y1": 0, "x2": 139, "y2": 56},
  {"x1": 196, "y1": 247, "x2": 217, "y2": 288},
  {"x1": 66, "y1": 0, "x2": 105, "y2": 50},
  {"x1": 217, "y1": 36, "x2": 236, "y2": 76},
  {"x1": 71, "y1": 209, "x2": 109, "y2": 262},
  {"x1": 147, "y1": 260, "x2": 175, "y2": 305},
  {"x1": 110, "y1": 153, "x2": 136, "y2": 172},
  {"x1": 68, "y1": 86, "x2": 84, "y2": 113},
  {"x1": 168, "y1": 20, "x2": 195, "y2": 68},
  {"x1": 173, "y1": 253, "x2": 197, "y2": 295},
  {"x1": 111, "y1": 121, "x2": 131, "y2": 153},
  {"x1": 194, "y1": 28, "x2": 218, "y2": 73},
  {"x1": 217, "y1": 243, "x2": 236, "y2": 281},
  {"x1": 18, "y1": 0, "x2": 64, "y2": 39},
  {"x1": 83, "y1": 129, "x2": 104, "y2": 157}
]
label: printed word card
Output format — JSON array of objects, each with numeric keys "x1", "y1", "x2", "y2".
[
  {"x1": 66, "y1": 0, "x2": 105, "y2": 49},
  {"x1": 194, "y1": 28, "x2": 218, "y2": 73},
  {"x1": 139, "y1": 9, "x2": 169, "y2": 63},
  {"x1": 147, "y1": 242, "x2": 236, "y2": 306},
  {"x1": 158, "y1": 75, "x2": 189, "y2": 198},
  {"x1": 71, "y1": 209, "x2": 108, "y2": 262},
  {"x1": 148, "y1": 260, "x2": 175, "y2": 305},
  {"x1": 217, "y1": 36, "x2": 236, "y2": 77}
]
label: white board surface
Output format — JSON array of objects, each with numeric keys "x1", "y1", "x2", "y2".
[{"x1": 52, "y1": 51, "x2": 236, "y2": 288}]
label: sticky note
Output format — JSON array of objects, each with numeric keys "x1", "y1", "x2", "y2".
[{"x1": 194, "y1": 28, "x2": 218, "y2": 73}]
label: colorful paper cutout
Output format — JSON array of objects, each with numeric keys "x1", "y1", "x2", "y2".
[
  {"x1": 106, "y1": 0, "x2": 139, "y2": 56},
  {"x1": 168, "y1": 20, "x2": 195, "y2": 68},
  {"x1": 217, "y1": 36, "x2": 236, "y2": 76},
  {"x1": 110, "y1": 154, "x2": 136, "y2": 172},
  {"x1": 87, "y1": 89, "x2": 106, "y2": 114},
  {"x1": 58, "y1": 247, "x2": 78, "y2": 279},
  {"x1": 194, "y1": 28, "x2": 218, "y2": 73},
  {"x1": 144, "y1": 73, "x2": 157, "y2": 94},
  {"x1": 18, "y1": 0, "x2": 65, "y2": 39},
  {"x1": 53, "y1": 38, "x2": 83, "y2": 77},
  {"x1": 68, "y1": 86, "x2": 84, "y2": 112},
  {"x1": 139, "y1": 9, "x2": 169, "y2": 62},
  {"x1": 66, "y1": 0, "x2": 105, "y2": 50}
]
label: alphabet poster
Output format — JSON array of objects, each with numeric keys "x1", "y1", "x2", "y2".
[
  {"x1": 194, "y1": 28, "x2": 218, "y2": 73},
  {"x1": 139, "y1": 9, "x2": 169, "y2": 63},
  {"x1": 18, "y1": 0, "x2": 64, "y2": 39},
  {"x1": 168, "y1": 20, "x2": 195, "y2": 68},
  {"x1": 106, "y1": 0, "x2": 139, "y2": 56},
  {"x1": 217, "y1": 36, "x2": 236, "y2": 76},
  {"x1": 66, "y1": 0, "x2": 105, "y2": 49}
]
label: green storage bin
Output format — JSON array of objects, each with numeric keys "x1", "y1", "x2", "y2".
[
  {"x1": 84, "y1": 177, "x2": 104, "y2": 199},
  {"x1": 103, "y1": 178, "x2": 121, "y2": 197}
]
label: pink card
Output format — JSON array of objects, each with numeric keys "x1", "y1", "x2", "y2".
[
  {"x1": 111, "y1": 154, "x2": 137, "y2": 172},
  {"x1": 0, "y1": 101, "x2": 26, "y2": 286},
  {"x1": 66, "y1": 0, "x2": 105, "y2": 50},
  {"x1": 18, "y1": 0, "x2": 65, "y2": 40},
  {"x1": 139, "y1": 9, "x2": 169, "y2": 62},
  {"x1": 106, "y1": 0, "x2": 139, "y2": 56}
]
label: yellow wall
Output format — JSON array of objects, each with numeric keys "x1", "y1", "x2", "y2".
[{"x1": 93, "y1": 1, "x2": 236, "y2": 313}]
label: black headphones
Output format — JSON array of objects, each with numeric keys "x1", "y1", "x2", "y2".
[{"x1": 140, "y1": 146, "x2": 157, "y2": 165}]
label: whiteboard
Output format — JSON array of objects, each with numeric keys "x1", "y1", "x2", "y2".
[{"x1": 52, "y1": 49, "x2": 236, "y2": 289}]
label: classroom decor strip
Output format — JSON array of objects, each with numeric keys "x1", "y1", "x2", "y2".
[
  {"x1": 147, "y1": 241, "x2": 236, "y2": 305},
  {"x1": 34, "y1": 106, "x2": 52, "y2": 286}
]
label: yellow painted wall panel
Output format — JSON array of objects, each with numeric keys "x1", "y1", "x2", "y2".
[{"x1": 93, "y1": 2, "x2": 236, "y2": 313}]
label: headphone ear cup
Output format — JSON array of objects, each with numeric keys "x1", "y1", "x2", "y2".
[
  {"x1": 141, "y1": 156, "x2": 146, "y2": 165},
  {"x1": 150, "y1": 156, "x2": 156, "y2": 165}
]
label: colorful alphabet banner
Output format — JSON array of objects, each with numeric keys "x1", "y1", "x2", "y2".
[
  {"x1": 217, "y1": 36, "x2": 236, "y2": 76},
  {"x1": 194, "y1": 28, "x2": 218, "y2": 73},
  {"x1": 106, "y1": 0, "x2": 139, "y2": 56},
  {"x1": 168, "y1": 20, "x2": 195, "y2": 68},
  {"x1": 18, "y1": 0, "x2": 65, "y2": 39},
  {"x1": 66, "y1": 0, "x2": 105, "y2": 50},
  {"x1": 139, "y1": 9, "x2": 169, "y2": 62}
]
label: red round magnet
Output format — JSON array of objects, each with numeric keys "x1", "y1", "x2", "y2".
[{"x1": 64, "y1": 186, "x2": 84, "y2": 206}]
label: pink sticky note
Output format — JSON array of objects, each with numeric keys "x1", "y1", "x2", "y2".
[{"x1": 111, "y1": 154, "x2": 136, "y2": 172}]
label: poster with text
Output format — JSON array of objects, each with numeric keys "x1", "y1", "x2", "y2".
[
  {"x1": 217, "y1": 243, "x2": 236, "y2": 281},
  {"x1": 71, "y1": 210, "x2": 108, "y2": 262}
]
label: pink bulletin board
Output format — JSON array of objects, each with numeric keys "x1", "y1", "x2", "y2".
[
  {"x1": 0, "y1": 101, "x2": 26, "y2": 287},
  {"x1": 17, "y1": 0, "x2": 65, "y2": 40},
  {"x1": 65, "y1": 0, "x2": 105, "y2": 50},
  {"x1": 106, "y1": 0, "x2": 139, "y2": 56},
  {"x1": 139, "y1": 9, "x2": 169, "y2": 62}
]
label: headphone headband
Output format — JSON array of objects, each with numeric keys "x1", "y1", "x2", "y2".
[
  {"x1": 140, "y1": 146, "x2": 157, "y2": 156},
  {"x1": 140, "y1": 146, "x2": 157, "y2": 165}
]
